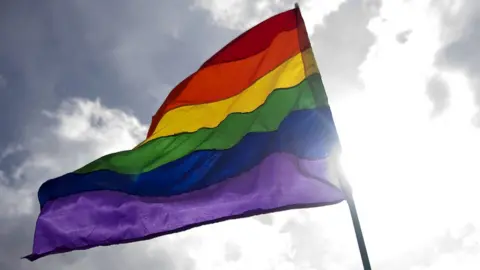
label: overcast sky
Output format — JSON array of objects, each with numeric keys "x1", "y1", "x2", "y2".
[{"x1": 1, "y1": 0, "x2": 479, "y2": 269}]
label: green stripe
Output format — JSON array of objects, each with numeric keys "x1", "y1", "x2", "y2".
[{"x1": 76, "y1": 73, "x2": 328, "y2": 175}]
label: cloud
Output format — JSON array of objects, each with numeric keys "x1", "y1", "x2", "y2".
[
  {"x1": 71, "y1": 0, "x2": 237, "y2": 108},
  {"x1": 434, "y1": 0, "x2": 480, "y2": 126},
  {"x1": 396, "y1": 29, "x2": 413, "y2": 44},
  {"x1": 223, "y1": 241, "x2": 242, "y2": 262},
  {"x1": 0, "y1": 0, "x2": 236, "y2": 151},
  {"x1": 192, "y1": 0, "x2": 347, "y2": 35},
  {"x1": 426, "y1": 74, "x2": 450, "y2": 116},
  {"x1": 308, "y1": 0, "x2": 378, "y2": 100},
  {"x1": 334, "y1": 0, "x2": 480, "y2": 269}
]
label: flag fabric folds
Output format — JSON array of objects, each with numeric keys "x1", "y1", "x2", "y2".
[{"x1": 27, "y1": 6, "x2": 345, "y2": 261}]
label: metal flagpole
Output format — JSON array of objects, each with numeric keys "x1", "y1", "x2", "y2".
[
  {"x1": 293, "y1": 3, "x2": 372, "y2": 269},
  {"x1": 339, "y1": 176, "x2": 372, "y2": 270}
]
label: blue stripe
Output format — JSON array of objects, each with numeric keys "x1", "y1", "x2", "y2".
[{"x1": 38, "y1": 107, "x2": 339, "y2": 208}]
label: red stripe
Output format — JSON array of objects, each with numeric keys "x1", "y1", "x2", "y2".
[
  {"x1": 295, "y1": 6, "x2": 311, "y2": 52},
  {"x1": 200, "y1": 8, "x2": 298, "y2": 68}
]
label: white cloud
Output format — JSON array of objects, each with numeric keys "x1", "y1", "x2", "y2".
[
  {"x1": 1, "y1": 99, "x2": 147, "y2": 216},
  {"x1": 43, "y1": 98, "x2": 146, "y2": 154},
  {"x1": 333, "y1": 0, "x2": 480, "y2": 268},
  {"x1": 192, "y1": 0, "x2": 346, "y2": 35},
  {"x1": 14, "y1": 98, "x2": 146, "y2": 182},
  {"x1": 299, "y1": 0, "x2": 348, "y2": 34}
]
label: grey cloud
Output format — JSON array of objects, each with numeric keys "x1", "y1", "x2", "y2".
[
  {"x1": 279, "y1": 210, "x2": 339, "y2": 269},
  {"x1": 0, "y1": 214, "x2": 37, "y2": 270},
  {"x1": 364, "y1": 0, "x2": 382, "y2": 13},
  {"x1": 396, "y1": 29, "x2": 412, "y2": 44},
  {"x1": 426, "y1": 74, "x2": 450, "y2": 116},
  {"x1": 434, "y1": 0, "x2": 480, "y2": 126},
  {"x1": 473, "y1": 112, "x2": 480, "y2": 126},
  {"x1": 310, "y1": 0, "x2": 379, "y2": 98},
  {"x1": 254, "y1": 214, "x2": 274, "y2": 226},
  {"x1": 194, "y1": 0, "x2": 297, "y2": 31},
  {"x1": 0, "y1": 0, "x2": 236, "y2": 150},
  {"x1": 375, "y1": 224, "x2": 479, "y2": 270},
  {"x1": 224, "y1": 241, "x2": 242, "y2": 262},
  {"x1": 58, "y1": 241, "x2": 196, "y2": 270}
]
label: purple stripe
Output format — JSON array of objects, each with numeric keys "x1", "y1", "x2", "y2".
[{"x1": 27, "y1": 153, "x2": 344, "y2": 260}]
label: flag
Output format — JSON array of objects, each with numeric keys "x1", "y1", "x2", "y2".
[{"x1": 27, "y1": 6, "x2": 345, "y2": 261}]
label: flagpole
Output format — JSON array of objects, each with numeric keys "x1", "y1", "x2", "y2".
[{"x1": 340, "y1": 178, "x2": 372, "y2": 270}]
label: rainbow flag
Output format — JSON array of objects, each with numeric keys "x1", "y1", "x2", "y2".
[{"x1": 27, "y1": 6, "x2": 345, "y2": 260}]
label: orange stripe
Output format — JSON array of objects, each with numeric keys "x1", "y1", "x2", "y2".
[{"x1": 147, "y1": 28, "x2": 303, "y2": 136}]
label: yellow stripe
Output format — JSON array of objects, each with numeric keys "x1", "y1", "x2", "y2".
[{"x1": 139, "y1": 49, "x2": 317, "y2": 146}]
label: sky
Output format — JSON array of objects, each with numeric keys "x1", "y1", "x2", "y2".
[{"x1": 0, "y1": 0, "x2": 479, "y2": 269}]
